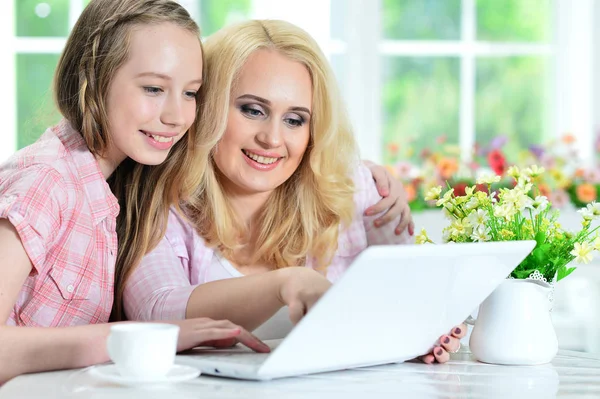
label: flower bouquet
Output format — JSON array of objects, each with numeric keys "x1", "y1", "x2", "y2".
[
  {"x1": 416, "y1": 165, "x2": 600, "y2": 281},
  {"x1": 415, "y1": 165, "x2": 600, "y2": 365}
]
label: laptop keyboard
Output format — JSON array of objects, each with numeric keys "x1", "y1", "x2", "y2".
[
  {"x1": 184, "y1": 339, "x2": 283, "y2": 365},
  {"x1": 193, "y1": 351, "x2": 271, "y2": 365}
]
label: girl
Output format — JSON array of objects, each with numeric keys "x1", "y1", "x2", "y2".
[
  {"x1": 0, "y1": 0, "x2": 268, "y2": 384},
  {"x1": 122, "y1": 20, "x2": 464, "y2": 364}
]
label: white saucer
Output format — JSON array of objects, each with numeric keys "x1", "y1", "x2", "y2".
[{"x1": 89, "y1": 364, "x2": 201, "y2": 387}]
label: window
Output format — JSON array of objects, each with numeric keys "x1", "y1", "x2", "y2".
[{"x1": 2, "y1": 0, "x2": 596, "y2": 166}]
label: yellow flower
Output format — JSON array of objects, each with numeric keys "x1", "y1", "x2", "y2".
[
  {"x1": 424, "y1": 186, "x2": 443, "y2": 201},
  {"x1": 415, "y1": 228, "x2": 431, "y2": 244},
  {"x1": 571, "y1": 242, "x2": 594, "y2": 264},
  {"x1": 450, "y1": 218, "x2": 470, "y2": 239},
  {"x1": 499, "y1": 229, "x2": 515, "y2": 240}
]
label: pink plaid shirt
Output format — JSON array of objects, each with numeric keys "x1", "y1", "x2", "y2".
[
  {"x1": 124, "y1": 164, "x2": 413, "y2": 321},
  {"x1": 0, "y1": 120, "x2": 119, "y2": 326}
]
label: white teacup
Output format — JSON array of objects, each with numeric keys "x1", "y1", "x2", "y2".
[{"x1": 106, "y1": 323, "x2": 180, "y2": 379}]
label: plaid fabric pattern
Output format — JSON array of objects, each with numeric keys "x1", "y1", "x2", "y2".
[
  {"x1": 124, "y1": 164, "x2": 413, "y2": 321},
  {"x1": 0, "y1": 120, "x2": 119, "y2": 326}
]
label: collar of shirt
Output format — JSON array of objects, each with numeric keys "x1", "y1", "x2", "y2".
[{"x1": 54, "y1": 120, "x2": 120, "y2": 225}]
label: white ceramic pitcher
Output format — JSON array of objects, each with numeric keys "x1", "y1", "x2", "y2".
[{"x1": 468, "y1": 278, "x2": 558, "y2": 365}]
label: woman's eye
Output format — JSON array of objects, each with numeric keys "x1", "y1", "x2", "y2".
[
  {"x1": 241, "y1": 105, "x2": 264, "y2": 117},
  {"x1": 184, "y1": 91, "x2": 198, "y2": 99},
  {"x1": 285, "y1": 117, "x2": 304, "y2": 127},
  {"x1": 143, "y1": 86, "x2": 163, "y2": 95}
]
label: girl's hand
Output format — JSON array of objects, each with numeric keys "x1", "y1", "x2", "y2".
[
  {"x1": 173, "y1": 318, "x2": 271, "y2": 353},
  {"x1": 363, "y1": 161, "x2": 415, "y2": 236}
]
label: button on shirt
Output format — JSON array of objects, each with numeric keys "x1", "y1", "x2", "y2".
[{"x1": 0, "y1": 120, "x2": 119, "y2": 326}]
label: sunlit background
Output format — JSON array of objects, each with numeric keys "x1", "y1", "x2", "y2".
[
  {"x1": 1, "y1": 0, "x2": 597, "y2": 165},
  {"x1": 2, "y1": 0, "x2": 600, "y2": 354}
]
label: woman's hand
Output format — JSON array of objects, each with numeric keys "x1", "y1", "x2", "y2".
[
  {"x1": 276, "y1": 267, "x2": 332, "y2": 325},
  {"x1": 173, "y1": 318, "x2": 271, "y2": 353},
  {"x1": 363, "y1": 161, "x2": 414, "y2": 236},
  {"x1": 420, "y1": 323, "x2": 467, "y2": 364}
]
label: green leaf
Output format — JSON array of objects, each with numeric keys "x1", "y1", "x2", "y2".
[{"x1": 557, "y1": 266, "x2": 577, "y2": 282}]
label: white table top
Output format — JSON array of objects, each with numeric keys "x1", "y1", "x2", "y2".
[{"x1": 2, "y1": 349, "x2": 600, "y2": 399}]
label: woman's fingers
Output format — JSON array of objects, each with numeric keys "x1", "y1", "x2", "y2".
[
  {"x1": 433, "y1": 346, "x2": 450, "y2": 363},
  {"x1": 451, "y1": 324, "x2": 467, "y2": 339},
  {"x1": 420, "y1": 354, "x2": 436, "y2": 364},
  {"x1": 439, "y1": 335, "x2": 460, "y2": 353}
]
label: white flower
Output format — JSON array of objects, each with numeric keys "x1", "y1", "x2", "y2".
[
  {"x1": 442, "y1": 206, "x2": 455, "y2": 221},
  {"x1": 424, "y1": 186, "x2": 443, "y2": 201},
  {"x1": 593, "y1": 236, "x2": 600, "y2": 251},
  {"x1": 529, "y1": 196, "x2": 549, "y2": 216},
  {"x1": 578, "y1": 202, "x2": 600, "y2": 220},
  {"x1": 477, "y1": 173, "x2": 501, "y2": 185},
  {"x1": 470, "y1": 226, "x2": 491, "y2": 242},
  {"x1": 501, "y1": 189, "x2": 533, "y2": 212},
  {"x1": 506, "y1": 166, "x2": 521, "y2": 179},
  {"x1": 464, "y1": 196, "x2": 479, "y2": 211},
  {"x1": 467, "y1": 209, "x2": 489, "y2": 230},
  {"x1": 515, "y1": 177, "x2": 533, "y2": 193},
  {"x1": 442, "y1": 226, "x2": 452, "y2": 243},
  {"x1": 578, "y1": 207, "x2": 595, "y2": 220},
  {"x1": 436, "y1": 189, "x2": 455, "y2": 206},
  {"x1": 571, "y1": 242, "x2": 594, "y2": 264},
  {"x1": 494, "y1": 203, "x2": 517, "y2": 220},
  {"x1": 524, "y1": 165, "x2": 545, "y2": 178}
]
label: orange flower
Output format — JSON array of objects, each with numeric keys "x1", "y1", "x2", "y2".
[
  {"x1": 576, "y1": 183, "x2": 597, "y2": 203},
  {"x1": 575, "y1": 168, "x2": 585, "y2": 178},
  {"x1": 562, "y1": 133, "x2": 576, "y2": 144},
  {"x1": 405, "y1": 183, "x2": 417, "y2": 202},
  {"x1": 437, "y1": 157, "x2": 459, "y2": 180},
  {"x1": 538, "y1": 183, "x2": 551, "y2": 198},
  {"x1": 387, "y1": 142, "x2": 399, "y2": 155}
]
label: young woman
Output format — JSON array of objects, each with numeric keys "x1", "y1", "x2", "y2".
[
  {"x1": 0, "y1": 0, "x2": 268, "y2": 384},
  {"x1": 122, "y1": 19, "x2": 465, "y2": 364}
]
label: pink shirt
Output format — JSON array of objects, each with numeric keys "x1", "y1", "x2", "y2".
[
  {"x1": 0, "y1": 120, "x2": 119, "y2": 326},
  {"x1": 124, "y1": 164, "x2": 413, "y2": 321}
]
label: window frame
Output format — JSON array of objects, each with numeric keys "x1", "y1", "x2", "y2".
[
  {"x1": 341, "y1": 0, "x2": 595, "y2": 165},
  {"x1": 1, "y1": 0, "x2": 597, "y2": 166}
]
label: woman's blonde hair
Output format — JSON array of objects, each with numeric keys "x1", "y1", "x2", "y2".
[
  {"x1": 54, "y1": 0, "x2": 204, "y2": 321},
  {"x1": 186, "y1": 19, "x2": 359, "y2": 269}
]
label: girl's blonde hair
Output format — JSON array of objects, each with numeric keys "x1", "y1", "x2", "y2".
[
  {"x1": 54, "y1": 0, "x2": 204, "y2": 321},
  {"x1": 186, "y1": 19, "x2": 359, "y2": 269}
]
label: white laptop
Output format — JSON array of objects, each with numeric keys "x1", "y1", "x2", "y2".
[{"x1": 177, "y1": 240, "x2": 536, "y2": 380}]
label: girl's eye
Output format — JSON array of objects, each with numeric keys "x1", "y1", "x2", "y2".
[
  {"x1": 184, "y1": 91, "x2": 198, "y2": 99},
  {"x1": 143, "y1": 86, "x2": 163, "y2": 95},
  {"x1": 241, "y1": 104, "x2": 264, "y2": 117}
]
